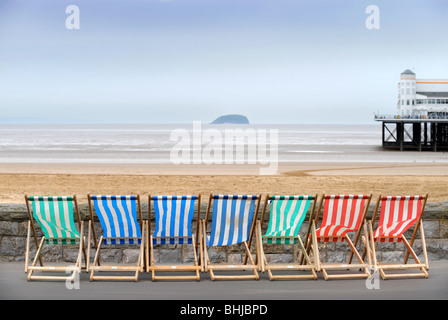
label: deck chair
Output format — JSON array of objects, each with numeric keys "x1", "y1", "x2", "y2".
[
  {"x1": 146, "y1": 194, "x2": 202, "y2": 281},
  {"x1": 309, "y1": 194, "x2": 373, "y2": 280},
  {"x1": 257, "y1": 194, "x2": 319, "y2": 280},
  {"x1": 365, "y1": 195, "x2": 429, "y2": 279},
  {"x1": 202, "y1": 194, "x2": 261, "y2": 281},
  {"x1": 87, "y1": 194, "x2": 145, "y2": 281},
  {"x1": 24, "y1": 195, "x2": 86, "y2": 282}
]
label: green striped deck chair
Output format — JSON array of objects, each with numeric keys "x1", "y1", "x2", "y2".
[
  {"x1": 257, "y1": 194, "x2": 318, "y2": 280},
  {"x1": 24, "y1": 195, "x2": 86, "y2": 282}
]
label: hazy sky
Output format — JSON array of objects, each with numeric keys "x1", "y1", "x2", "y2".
[{"x1": 1, "y1": 0, "x2": 447, "y2": 124}]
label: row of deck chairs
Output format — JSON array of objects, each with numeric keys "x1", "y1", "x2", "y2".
[{"x1": 24, "y1": 193, "x2": 429, "y2": 282}]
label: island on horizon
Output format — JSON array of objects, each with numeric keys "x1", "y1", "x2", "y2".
[{"x1": 210, "y1": 114, "x2": 249, "y2": 124}]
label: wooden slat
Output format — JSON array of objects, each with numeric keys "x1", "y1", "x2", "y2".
[
  {"x1": 320, "y1": 263, "x2": 368, "y2": 270},
  {"x1": 28, "y1": 275, "x2": 74, "y2": 281},
  {"x1": 90, "y1": 275, "x2": 138, "y2": 282},
  {"x1": 266, "y1": 264, "x2": 316, "y2": 271},
  {"x1": 382, "y1": 273, "x2": 428, "y2": 279},
  {"x1": 211, "y1": 275, "x2": 258, "y2": 280},
  {"x1": 89, "y1": 265, "x2": 141, "y2": 271},
  {"x1": 269, "y1": 274, "x2": 317, "y2": 280},
  {"x1": 153, "y1": 275, "x2": 199, "y2": 281},
  {"x1": 148, "y1": 265, "x2": 201, "y2": 271},
  {"x1": 377, "y1": 263, "x2": 428, "y2": 270},
  {"x1": 28, "y1": 266, "x2": 72, "y2": 272},
  {"x1": 208, "y1": 264, "x2": 258, "y2": 271}
]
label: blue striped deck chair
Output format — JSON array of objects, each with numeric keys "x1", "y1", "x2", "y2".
[
  {"x1": 24, "y1": 195, "x2": 87, "y2": 282},
  {"x1": 147, "y1": 194, "x2": 202, "y2": 281},
  {"x1": 257, "y1": 194, "x2": 318, "y2": 280},
  {"x1": 87, "y1": 194, "x2": 145, "y2": 282},
  {"x1": 201, "y1": 194, "x2": 261, "y2": 281}
]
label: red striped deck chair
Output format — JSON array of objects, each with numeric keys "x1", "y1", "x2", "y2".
[
  {"x1": 309, "y1": 194, "x2": 373, "y2": 280},
  {"x1": 366, "y1": 194, "x2": 429, "y2": 279}
]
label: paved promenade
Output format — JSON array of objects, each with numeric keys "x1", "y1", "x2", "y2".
[{"x1": 1, "y1": 261, "x2": 447, "y2": 302}]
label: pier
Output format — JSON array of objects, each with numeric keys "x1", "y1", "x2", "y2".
[{"x1": 374, "y1": 115, "x2": 448, "y2": 151}]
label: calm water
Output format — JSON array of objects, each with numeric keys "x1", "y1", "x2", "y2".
[{"x1": 0, "y1": 123, "x2": 446, "y2": 163}]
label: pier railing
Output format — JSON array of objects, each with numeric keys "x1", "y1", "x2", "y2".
[{"x1": 374, "y1": 114, "x2": 448, "y2": 120}]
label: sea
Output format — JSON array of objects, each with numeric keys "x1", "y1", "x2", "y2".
[{"x1": 0, "y1": 123, "x2": 447, "y2": 164}]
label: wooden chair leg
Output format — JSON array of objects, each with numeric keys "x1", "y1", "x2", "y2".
[{"x1": 24, "y1": 221, "x2": 31, "y2": 273}]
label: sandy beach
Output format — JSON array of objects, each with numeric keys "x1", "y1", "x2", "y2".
[
  {"x1": 1, "y1": 161, "x2": 447, "y2": 203},
  {"x1": 2, "y1": 123, "x2": 448, "y2": 204}
]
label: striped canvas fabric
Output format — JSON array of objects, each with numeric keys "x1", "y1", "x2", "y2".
[
  {"x1": 152, "y1": 195, "x2": 197, "y2": 245},
  {"x1": 30, "y1": 196, "x2": 80, "y2": 244},
  {"x1": 207, "y1": 195, "x2": 258, "y2": 247},
  {"x1": 373, "y1": 196, "x2": 424, "y2": 243},
  {"x1": 91, "y1": 195, "x2": 141, "y2": 245},
  {"x1": 315, "y1": 195, "x2": 370, "y2": 242},
  {"x1": 263, "y1": 195, "x2": 313, "y2": 244}
]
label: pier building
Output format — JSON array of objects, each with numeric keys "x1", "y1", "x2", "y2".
[
  {"x1": 374, "y1": 70, "x2": 448, "y2": 151},
  {"x1": 397, "y1": 69, "x2": 448, "y2": 118}
]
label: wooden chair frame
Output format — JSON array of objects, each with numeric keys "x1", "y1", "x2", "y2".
[
  {"x1": 146, "y1": 194, "x2": 203, "y2": 281},
  {"x1": 87, "y1": 194, "x2": 145, "y2": 282},
  {"x1": 308, "y1": 194, "x2": 373, "y2": 280},
  {"x1": 201, "y1": 193, "x2": 261, "y2": 281},
  {"x1": 257, "y1": 194, "x2": 319, "y2": 280},
  {"x1": 365, "y1": 194, "x2": 429, "y2": 280},
  {"x1": 24, "y1": 194, "x2": 87, "y2": 282}
]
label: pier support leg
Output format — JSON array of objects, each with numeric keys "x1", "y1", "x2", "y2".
[
  {"x1": 433, "y1": 123, "x2": 437, "y2": 152},
  {"x1": 397, "y1": 122, "x2": 404, "y2": 151}
]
